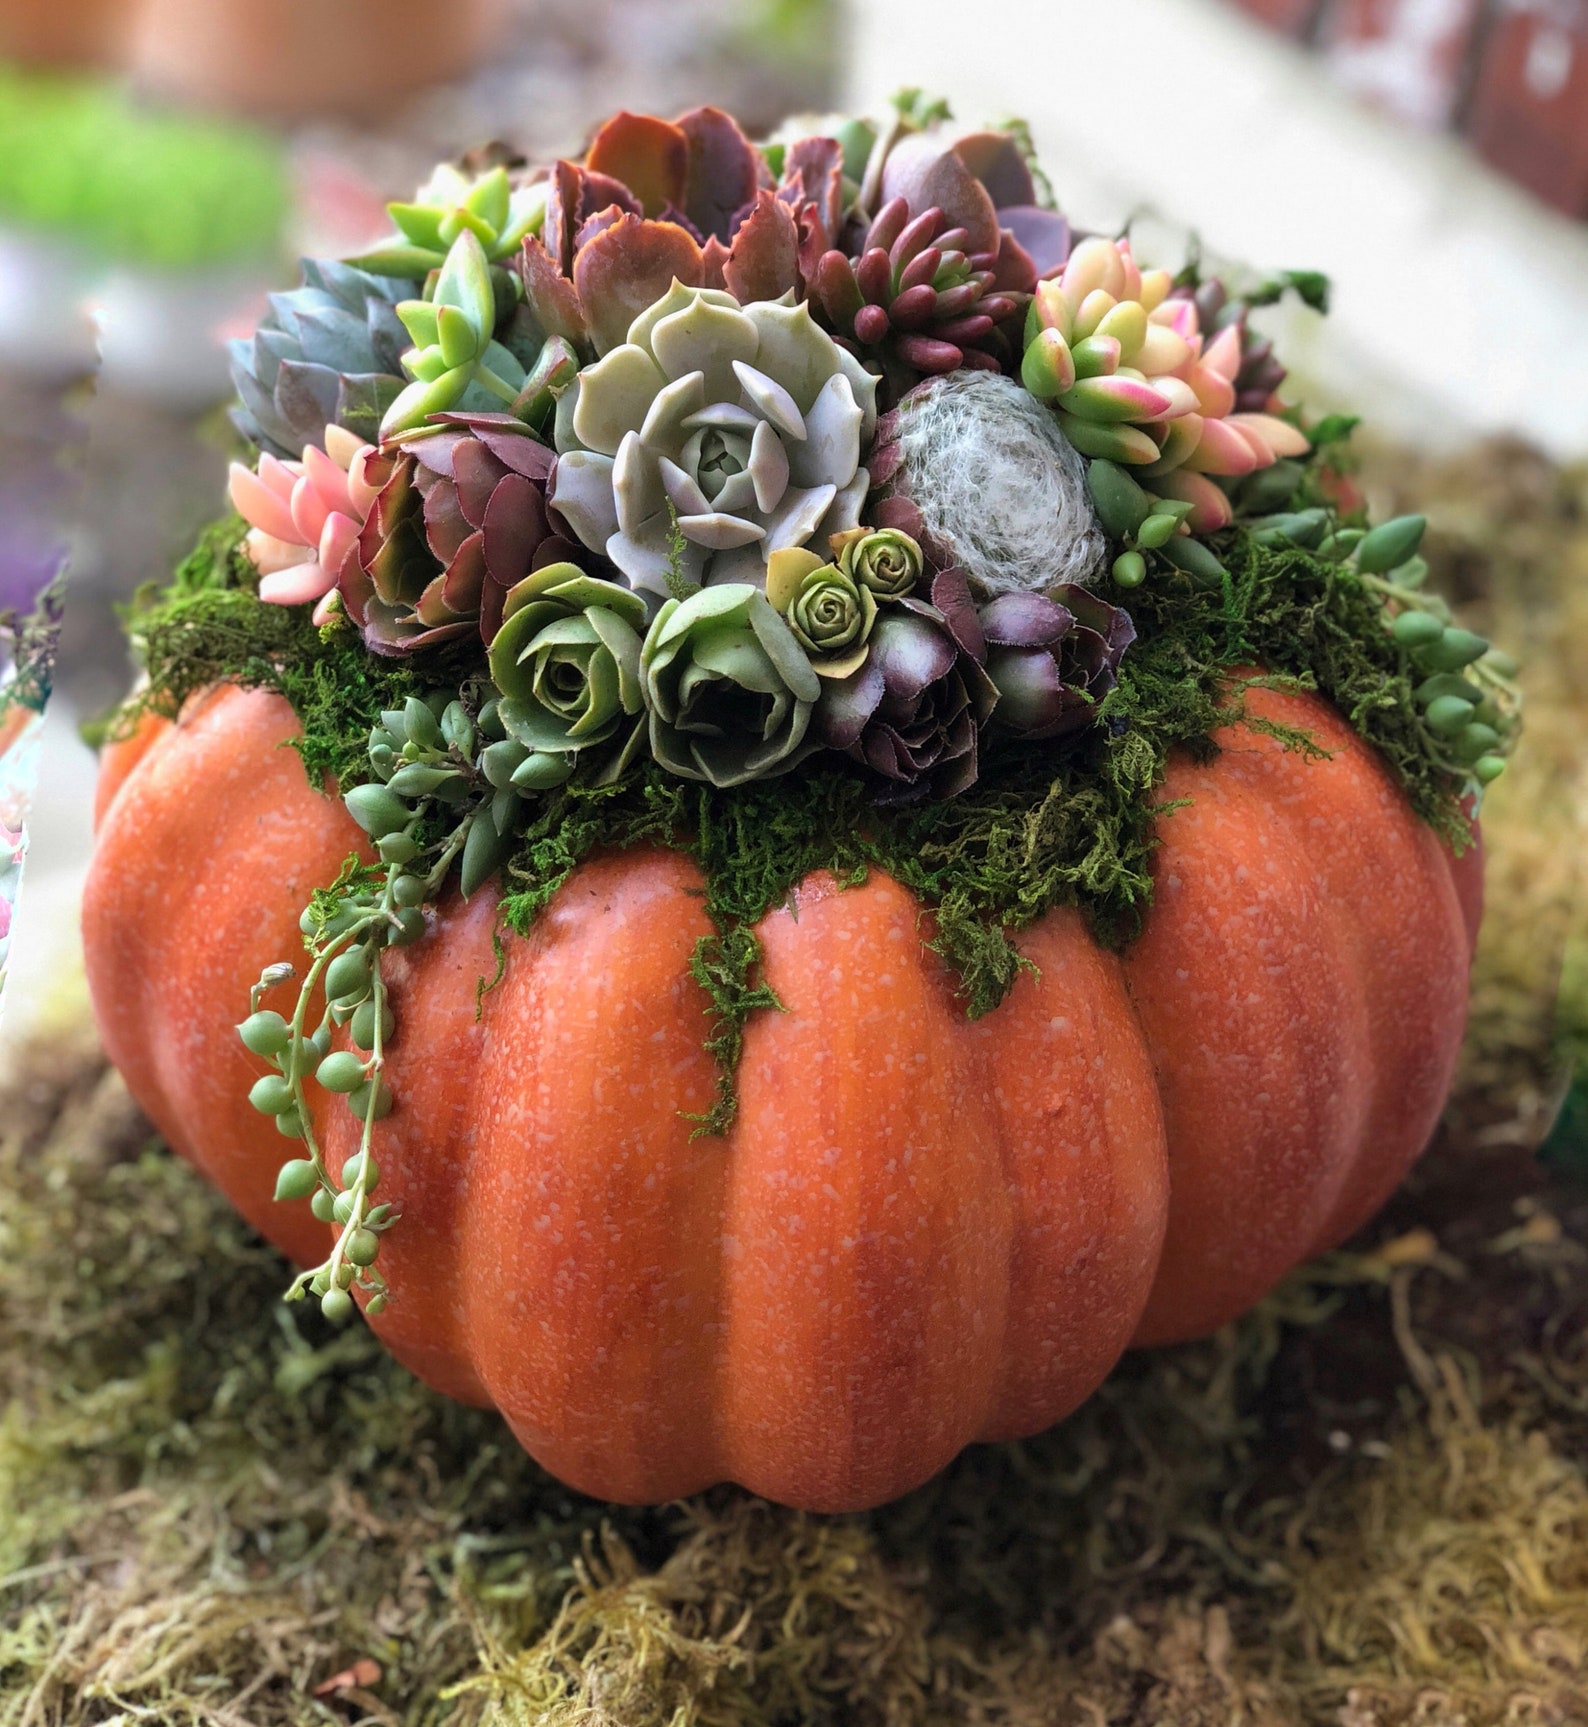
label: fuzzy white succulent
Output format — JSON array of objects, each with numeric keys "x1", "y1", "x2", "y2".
[{"x1": 549, "y1": 282, "x2": 879, "y2": 597}]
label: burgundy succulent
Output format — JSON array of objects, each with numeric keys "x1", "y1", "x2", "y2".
[
  {"x1": 811, "y1": 198, "x2": 1036, "y2": 405},
  {"x1": 818, "y1": 569, "x2": 998, "y2": 801},
  {"x1": 515, "y1": 108, "x2": 848, "y2": 356},
  {"x1": 339, "y1": 414, "x2": 585, "y2": 655},
  {"x1": 979, "y1": 585, "x2": 1135, "y2": 741}
]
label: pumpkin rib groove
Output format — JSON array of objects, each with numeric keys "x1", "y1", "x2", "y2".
[
  {"x1": 1124, "y1": 727, "x2": 1373, "y2": 1346},
  {"x1": 1227, "y1": 687, "x2": 1473, "y2": 1264}
]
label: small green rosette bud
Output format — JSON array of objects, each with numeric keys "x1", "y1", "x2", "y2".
[
  {"x1": 831, "y1": 526, "x2": 924, "y2": 601},
  {"x1": 640, "y1": 584, "x2": 820, "y2": 788},
  {"x1": 766, "y1": 548, "x2": 876, "y2": 677}
]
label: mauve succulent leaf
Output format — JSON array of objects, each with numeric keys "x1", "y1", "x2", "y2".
[
  {"x1": 422, "y1": 474, "x2": 473, "y2": 562},
  {"x1": 952, "y1": 131, "x2": 1037, "y2": 210},
  {"x1": 929, "y1": 568, "x2": 986, "y2": 660},
  {"x1": 481, "y1": 472, "x2": 547, "y2": 588},
  {"x1": 872, "y1": 610, "x2": 956, "y2": 700},
  {"x1": 986, "y1": 645, "x2": 1069, "y2": 732},
  {"x1": 872, "y1": 495, "x2": 926, "y2": 540},
  {"x1": 584, "y1": 111, "x2": 689, "y2": 219},
  {"x1": 451, "y1": 440, "x2": 512, "y2": 528},
  {"x1": 677, "y1": 106, "x2": 760, "y2": 242},
  {"x1": 574, "y1": 216, "x2": 704, "y2": 356},
  {"x1": 426, "y1": 413, "x2": 556, "y2": 481},
  {"x1": 722, "y1": 190, "x2": 801, "y2": 305},
  {"x1": 778, "y1": 135, "x2": 846, "y2": 241},
  {"x1": 980, "y1": 590, "x2": 1072, "y2": 648},
  {"x1": 542, "y1": 160, "x2": 582, "y2": 274},
  {"x1": 879, "y1": 133, "x2": 999, "y2": 258},
  {"x1": 700, "y1": 235, "x2": 731, "y2": 291},
  {"x1": 992, "y1": 224, "x2": 1043, "y2": 295},
  {"x1": 817, "y1": 653, "x2": 885, "y2": 747},
  {"x1": 515, "y1": 235, "x2": 588, "y2": 351},
  {"x1": 574, "y1": 204, "x2": 631, "y2": 255},
  {"x1": 435, "y1": 534, "x2": 488, "y2": 619}
]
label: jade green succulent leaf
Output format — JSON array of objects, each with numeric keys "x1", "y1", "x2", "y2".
[
  {"x1": 381, "y1": 232, "x2": 533, "y2": 437},
  {"x1": 550, "y1": 283, "x2": 879, "y2": 599},
  {"x1": 640, "y1": 583, "x2": 822, "y2": 786},
  {"x1": 351, "y1": 162, "x2": 548, "y2": 279}
]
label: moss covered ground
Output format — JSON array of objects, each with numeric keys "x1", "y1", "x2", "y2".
[{"x1": 3, "y1": 441, "x2": 1585, "y2": 1725}]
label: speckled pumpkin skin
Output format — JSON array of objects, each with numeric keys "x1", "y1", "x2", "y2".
[{"x1": 84, "y1": 681, "x2": 1481, "y2": 1511}]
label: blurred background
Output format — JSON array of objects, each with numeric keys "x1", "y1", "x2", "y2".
[{"x1": 2, "y1": 0, "x2": 1583, "y2": 1131}]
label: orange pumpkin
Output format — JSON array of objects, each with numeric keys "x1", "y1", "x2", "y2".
[{"x1": 84, "y1": 678, "x2": 1481, "y2": 1511}]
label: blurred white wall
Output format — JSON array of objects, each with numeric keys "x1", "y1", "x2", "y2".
[{"x1": 845, "y1": 0, "x2": 1588, "y2": 461}]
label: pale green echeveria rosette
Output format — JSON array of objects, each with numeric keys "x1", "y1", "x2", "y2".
[
  {"x1": 640, "y1": 584, "x2": 822, "y2": 787},
  {"x1": 765, "y1": 546, "x2": 877, "y2": 677},
  {"x1": 550, "y1": 282, "x2": 881, "y2": 599},
  {"x1": 483, "y1": 562, "x2": 649, "y2": 790}
]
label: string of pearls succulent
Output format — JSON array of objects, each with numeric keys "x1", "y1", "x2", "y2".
[
  {"x1": 1249, "y1": 509, "x2": 1519, "y2": 788},
  {"x1": 238, "y1": 690, "x2": 531, "y2": 1320}
]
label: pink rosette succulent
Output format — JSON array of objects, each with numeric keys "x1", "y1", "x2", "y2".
[
  {"x1": 1019, "y1": 236, "x2": 1312, "y2": 533},
  {"x1": 228, "y1": 425, "x2": 381, "y2": 617}
]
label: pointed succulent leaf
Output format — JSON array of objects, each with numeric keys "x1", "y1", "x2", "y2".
[{"x1": 433, "y1": 230, "x2": 496, "y2": 342}]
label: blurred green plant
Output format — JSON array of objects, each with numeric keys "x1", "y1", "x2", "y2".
[{"x1": 0, "y1": 64, "x2": 289, "y2": 269}]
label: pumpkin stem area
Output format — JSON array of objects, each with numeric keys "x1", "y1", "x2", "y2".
[{"x1": 107, "y1": 513, "x2": 1484, "y2": 1148}]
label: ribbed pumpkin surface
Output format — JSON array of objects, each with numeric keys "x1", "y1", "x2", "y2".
[{"x1": 84, "y1": 681, "x2": 1479, "y2": 1510}]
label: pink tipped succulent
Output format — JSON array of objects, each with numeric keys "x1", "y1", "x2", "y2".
[
  {"x1": 229, "y1": 425, "x2": 379, "y2": 616},
  {"x1": 1019, "y1": 237, "x2": 1310, "y2": 500}
]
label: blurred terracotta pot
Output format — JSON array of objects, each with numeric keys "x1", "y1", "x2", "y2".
[
  {"x1": 0, "y1": 0, "x2": 135, "y2": 68},
  {"x1": 127, "y1": 0, "x2": 510, "y2": 121}
]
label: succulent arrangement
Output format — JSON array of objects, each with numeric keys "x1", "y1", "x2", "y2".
[{"x1": 152, "y1": 93, "x2": 1518, "y2": 1322}]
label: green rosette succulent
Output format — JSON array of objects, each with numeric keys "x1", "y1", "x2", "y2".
[
  {"x1": 832, "y1": 526, "x2": 924, "y2": 600},
  {"x1": 640, "y1": 584, "x2": 822, "y2": 787},
  {"x1": 765, "y1": 547, "x2": 876, "y2": 676},
  {"x1": 551, "y1": 282, "x2": 880, "y2": 596},
  {"x1": 485, "y1": 563, "x2": 649, "y2": 789}
]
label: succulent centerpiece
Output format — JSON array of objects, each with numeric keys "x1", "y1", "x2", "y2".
[{"x1": 84, "y1": 93, "x2": 1517, "y2": 1513}]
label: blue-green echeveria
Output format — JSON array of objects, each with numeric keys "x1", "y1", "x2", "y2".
[
  {"x1": 550, "y1": 282, "x2": 880, "y2": 597},
  {"x1": 640, "y1": 583, "x2": 822, "y2": 786}
]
